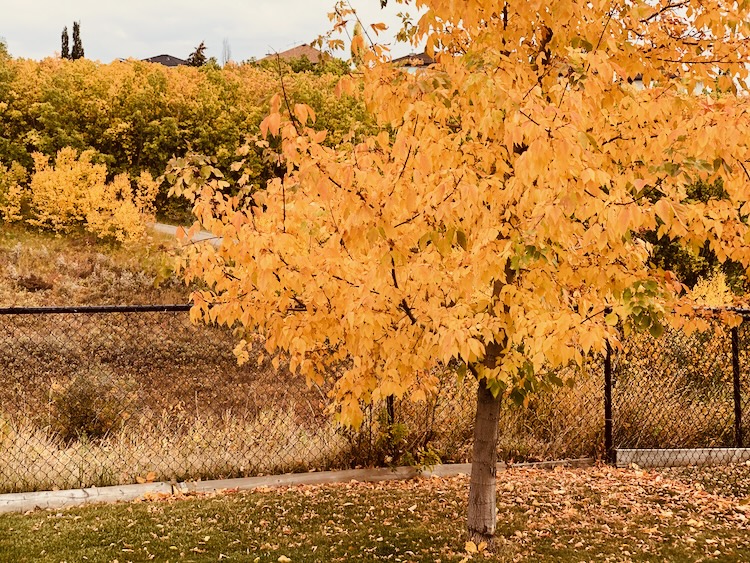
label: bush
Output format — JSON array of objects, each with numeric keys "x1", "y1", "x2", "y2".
[
  {"x1": 49, "y1": 368, "x2": 137, "y2": 443},
  {"x1": 23, "y1": 148, "x2": 157, "y2": 242},
  {"x1": 0, "y1": 161, "x2": 27, "y2": 221}
]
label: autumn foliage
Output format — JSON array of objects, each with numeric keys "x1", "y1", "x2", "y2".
[
  {"x1": 0, "y1": 148, "x2": 158, "y2": 242},
  {"x1": 174, "y1": 0, "x2": 750, "y2": 540},
  {"x1": 177, "y1": 4, "x2": 750, "y2": 412},
  {"x1": 0, "y1": 53, "x2": 369, "y2": 218}
]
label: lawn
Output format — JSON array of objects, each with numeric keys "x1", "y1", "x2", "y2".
[{"x1": 2, "y1": 465, "x2": 750, "y2": 562}]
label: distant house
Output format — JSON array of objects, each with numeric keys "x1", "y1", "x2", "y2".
[
  {"x1": 393, "y1": 52, "x2": 435, "y2": 72},
  {"x1": 142, "y1": 54, "x2": 188, "y2": 67},
  {"x1": 261, "y1": 44, "x2": 326, "y2": 64}
]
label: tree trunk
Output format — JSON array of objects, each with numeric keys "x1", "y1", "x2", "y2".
[{"x1": 467, "y1": 380, "x2": 502, "y2": 544}]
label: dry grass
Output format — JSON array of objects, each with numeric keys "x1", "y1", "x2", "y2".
[
  {"x1": 0, "y1": 365, "x2": 606, "y2": 493},
  {"x1": 0, "y1": 223, "x2": 190, "y2": 307},
  {"x1": 613, "y1": 327, "x2": 743, "y2": 449},
  {"x1": 0, "y1": 407, "x2": 348, "y2": 494},
  {"x1": 0, "y1": 313, "x2": 734, "y2": 494},
  {"x1": 1, "y1": 225, "x2": 744, "y2": 495},
  {"x1": 0, "y1": 229, "x2": 607, "y2": 495}
]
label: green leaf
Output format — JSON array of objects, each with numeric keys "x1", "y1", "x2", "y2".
[
  {"x1": 487, "y1": 378, "x2": 505, "y2": 398},
  {"x1": 649, "y1": 321, "x2": 665, "y2": 339},
  {"x1": 509, "y1": 388, "x2": 525, "y2": 406},
  {"x1": 548, "y1": 374, "x2": 564, "y2": 387},
  {"x1": 456, "y1": 230, "x2": 467, "y2": 250},
  {"x1": 456, "y1": 362, "x2": 467, "y2": 383}
]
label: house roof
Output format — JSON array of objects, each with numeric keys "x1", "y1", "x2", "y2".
[
  {"x1": 392, "y1": 52, "x2": 435, "y2": 67},
  {"x1": 262, "y1": 44, "x2": 325, "y2": 63},
  {"x1": 142, "y1": 54, "x2": 188, "y2": 67}
]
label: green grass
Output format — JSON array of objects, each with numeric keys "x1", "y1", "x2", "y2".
[{"x1": 2, "y1": 465, "x2": 750, "y2": 562}]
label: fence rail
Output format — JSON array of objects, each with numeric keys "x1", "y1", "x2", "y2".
[{"x1": 1, "y1": 305, "x2": 749, "y2": 494}]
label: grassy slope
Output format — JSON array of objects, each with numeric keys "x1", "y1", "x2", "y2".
[
  {"x1": 0, "y1": 224, "x2": 190, "y2": 307},
  {"x1": 2, "y1": 465, "x2": 750, "y2": 562}
]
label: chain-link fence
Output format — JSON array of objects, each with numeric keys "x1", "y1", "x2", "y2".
[
  {"x1": 611, "y1": 314, "x2": 750, "y2": 468},
  {"x1": 0, "y1": 305, "x2": 602, "y2": 494},
  {"x1": 13, "y1": 305, "x2": 750, "y2": 494}
]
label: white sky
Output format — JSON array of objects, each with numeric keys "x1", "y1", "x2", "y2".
[{"x1": 1, "y1": 0, "x2": 420, "y2": 63}]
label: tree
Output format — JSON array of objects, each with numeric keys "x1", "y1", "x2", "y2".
[
  {"x1": 71, "y1": 21, "x2": 83, "y2": 60},
  {"x1": 222, "y1": 38, "x2": 232, "y2": 67},
  {"x1": 187, "y1": 41, "x2": 207, "y2": 67},
  {"x1": 170, "y1": 0, "x2": 750, "y2": 545},
  {"x1": 351, "y1": 22, "x2": 365, "y2": 68},
  {"x1": 61, "y1": 27, "x2": 69, "y2": 59}
]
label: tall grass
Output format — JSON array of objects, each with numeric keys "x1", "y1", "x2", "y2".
[
  {"x1": 0, "y1": 365, "x2": 607, "y2": 493},
  {"x1": 0, "y1": 407, "x2": 347, "y2": 494},
  {"x1": 613, "y1": 326, "x2": 742, "y2": 450}
]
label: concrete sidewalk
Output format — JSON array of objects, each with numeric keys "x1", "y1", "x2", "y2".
[{"x1": 152, "y1": 222, "x2": 222, "y2": 247}]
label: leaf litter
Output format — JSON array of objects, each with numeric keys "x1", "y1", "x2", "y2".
[{"x1": 3, "y1": 464, "x2": 750, "y2": 561}]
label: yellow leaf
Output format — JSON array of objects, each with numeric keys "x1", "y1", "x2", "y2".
[
  {"x1": 653, "y1": 199, "x2": 672, "y2": 224},
  {"x1": 294, "y1": 104, "x2": 309, "y2": 125},
  {"x1": 335, "y1": 76, "x2": 354, "y2": 97},
  {"x1": 351, "y1": 34, "x2": 365, "y2": 58},
  {"x1": 269, "y1": 93, "x2": 281, "y2": 114},
  {"x1": 260, "y1": 113, "x2": 281, "y2": 138}
]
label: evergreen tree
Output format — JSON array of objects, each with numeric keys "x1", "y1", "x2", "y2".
[
  {"x1": 187, "y1": 41, "x2": 207, "y2": 67},
  {"x1": 61, "y1": 26, "x2": 70, "y2": 59},
  {"x1": 71, "y1": 21, "x2": 84, "y2": 60}
]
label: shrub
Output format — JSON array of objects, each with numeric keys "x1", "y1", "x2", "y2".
[
  {"x1": 49, "y1": 368, "x2": 137, "y2": 443},
  {"x1": 24, "y1": 148, "x2": 157, "y2": 242},
  {"x1": 0, "y1": 161, "x2": 27, "y2": 221},
  {"x1": 691, "y1": 269, "x2": 735, "y2": 306}
]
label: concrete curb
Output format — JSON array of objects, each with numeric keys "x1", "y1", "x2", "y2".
[
  {"x1": 0, "y1": 458, "x2": 593, "y2": 514},
  {"x1": 616, "y1": 448, "x2": 750, "y2": 468},
  {"x1": 0, "y1": 482, "x2": 172, "y2": 514}
]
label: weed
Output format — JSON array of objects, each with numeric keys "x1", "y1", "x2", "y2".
[{"x1": 48, "y1": 368, "x2": 138, "y2": 443}]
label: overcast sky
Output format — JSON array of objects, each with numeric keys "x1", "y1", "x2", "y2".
[{"x1": 1, "y1": 0, "x2": 420, "y2": 63}]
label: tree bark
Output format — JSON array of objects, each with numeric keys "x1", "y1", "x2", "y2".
[{"x1": 467, "y1": 379, "x2": 503, "y2": 544}]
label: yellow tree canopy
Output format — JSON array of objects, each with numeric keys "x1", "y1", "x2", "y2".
[{"x1": 172, "y1": 0, "x2": 750, "y2": 426}]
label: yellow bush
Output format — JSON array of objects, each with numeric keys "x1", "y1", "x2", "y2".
[
  {"x1": 25, "y1": 148, "x2": 156, "y2": 242},
  {"x1": 28, "y1": 148, "x2": 105, "y2": 232},
  {"x1": 0, "y1": 161, "x2": 27, "y2": 222},
  {"x1": 691, "y1": 269, "x2": 733, "y2": 306}
]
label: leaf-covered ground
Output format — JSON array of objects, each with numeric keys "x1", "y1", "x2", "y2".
[{"x1": 2, "y1": 464, "x2": 750, "y2": 562}]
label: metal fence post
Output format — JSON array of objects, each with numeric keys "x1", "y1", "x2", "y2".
[
  {"x1": 604, "y1": 340, "x2": 615, "y2": 464},
  {"x1": 732, "y1": 325, "x2": 743, "y2": 448}
]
